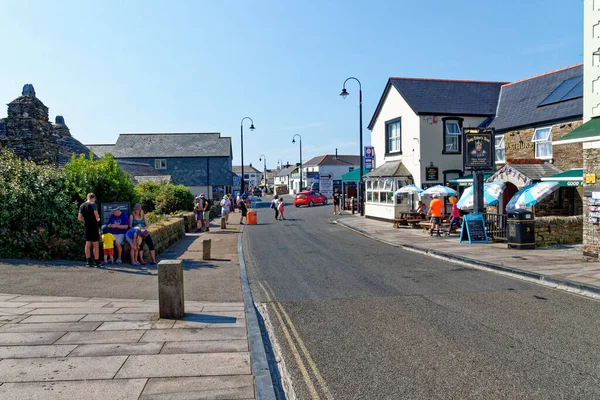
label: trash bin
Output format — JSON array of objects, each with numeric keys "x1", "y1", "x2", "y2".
[
  {"x1": 247, "y1": 211, "x2": 258, "y2": 225},
  {"x1": 507, "y1": 209, "x2": 535, "y2": 249}
]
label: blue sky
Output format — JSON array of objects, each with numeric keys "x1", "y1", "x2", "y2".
[{"x1": 0, "y1": 0, "x2": 582, "y2": 168}]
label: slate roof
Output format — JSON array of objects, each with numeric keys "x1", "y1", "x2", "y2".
[
  {"x1": 276, "y1": 165, "x2": 297, "y2": 177},
  {"x1": 115, "y1": 160, "x2": 169, "y2": 185},
  {"x1": 87, "y1": 133, "x2": 231, "y2": 158},
  {"x1": 86, "y1": 144, "x2": 115, "y2": 158},
  {"x1": 489, "y1": 64, "x2": 583, "y2": 133},
  {"x1": 364, "y1": 160, "x2": 412, "y2": 178},
  {"x1": 368, "y1": 78, "x2": 506, "y2": 129},
  {"x1": 303, "y1": 154, "x2": 361, "y2": 167},
  {"x1": 232, "y1": 165, "x2": 262, "y2": 174},
  {"x1": 56, "y1": 136, "x2": 97, "y2": 166}
]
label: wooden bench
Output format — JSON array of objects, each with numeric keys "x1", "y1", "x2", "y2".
[
  {"x1": 406, "y1": 219, "x2": 423, "y2": 228},
  {"x1": 392, "y1": 219, "x2": 407, "y2": 228}
]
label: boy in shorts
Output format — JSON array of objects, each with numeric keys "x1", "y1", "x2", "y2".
[{"x1": 101, "y1": 225, "x2": 115, "y2": 265}]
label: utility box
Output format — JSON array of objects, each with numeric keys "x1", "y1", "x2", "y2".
[{"x1": 507, "y1": 209, "x2": 535, "y2": 250}]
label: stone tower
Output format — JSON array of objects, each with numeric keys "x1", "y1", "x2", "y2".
[{"x1": 0, "y1": 84, "x2": 59, "y2": 165}]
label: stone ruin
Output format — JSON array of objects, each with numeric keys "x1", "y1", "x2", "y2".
[{"x1": 0, "y1": 84, "x2": 88, "y2": 166}]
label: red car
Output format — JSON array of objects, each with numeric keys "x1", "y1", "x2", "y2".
[{"x1": 294, "y1": 191, "x2": 328, "y2": 207}]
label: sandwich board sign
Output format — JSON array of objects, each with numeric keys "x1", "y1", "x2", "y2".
[{"x1": 459, "y1": 212, "x2": 488, "y2": 244}]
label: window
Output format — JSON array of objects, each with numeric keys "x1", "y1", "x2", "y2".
[
  {"x1": 366, "y1": 178, "x2": 396, "y2": 204},
  {"x1": 442, "y1": 118, "x2": 463, "y2": 154},
  {"x1": 532, "y1": 127, "x2": 552, "y2": 159},
  {"x1": 538, "y1": 76, "x2": 583, "y2": 106},
  {"x1": 495, "y1": 135, "x2": 505, "y2": 164},
  {"x1": 385, "y1": 118, "x2": 402, "y2": 154},
  {"x1": 154, "y1": 159, "x2": 167, "y2": 169}
]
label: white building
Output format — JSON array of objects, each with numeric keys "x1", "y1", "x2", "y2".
[
  {"x1": 233, "y1": 164, "x2": 262, "y2": 189},
  {"x1": 365, "y1": 77, "x2": 505, "y2": 220},
  {"x1": 301, "y1": 155, "x2": 361, "y2": 197}
]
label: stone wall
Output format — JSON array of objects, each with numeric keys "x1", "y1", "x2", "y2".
[
  {"x1": 535, "y1": 215, "x2": 583, "y2": 247},
  {"x1": 534, "y1": 187, "x2": 584, "y2": 217},
  {"x1": 119, "y1": 217, "x2": 186, "y2": 263},
  {"x1": 501, "y1": 120, "x2": 583, "y2": 171},
  {"x1": 168, "y1": 212, "x2": 196, "y2": 233},
  {"x1": 583, "y1": 146, "x2": 600, "y2": 261}
]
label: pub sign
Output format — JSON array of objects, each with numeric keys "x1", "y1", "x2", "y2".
[
  {"x1": 464, "y1": 128, "x2": 494, "y2": 170},
  {"x1": 425, "y1": 164, "x2": 438, "y2": 181}
]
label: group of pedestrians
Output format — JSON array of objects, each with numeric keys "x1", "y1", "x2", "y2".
[
  {"x1": 78, "y1": 193, "x2": 156, "y2": 268},
  {"x1": 424, "y1": 194, "x2": 461, "y2": 237},
  {"x1": 270, "y1": 195, "x2": 285, "y2": 221},
  {"x1": 194, "y1": 194, "x2": 211, "y2": 232}
]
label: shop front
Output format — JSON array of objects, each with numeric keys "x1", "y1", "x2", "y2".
[{"x1": 364, "y1": 161, "x2": 414, "y2": 220}]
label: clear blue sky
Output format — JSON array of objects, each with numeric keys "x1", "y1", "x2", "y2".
[{"x1": 0, "y1": 0, "x2": 582, "y2": 168}]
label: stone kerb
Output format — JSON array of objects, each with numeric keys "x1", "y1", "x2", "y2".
[{"x1": 535, "y1": 215, "x2": 583, "y2": 247}]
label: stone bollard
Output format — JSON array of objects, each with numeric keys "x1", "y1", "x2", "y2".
[
  {"x1": 220, "y1": 217, "x2": 226, "y2": 229},
  {"x1": 202, "y1": 239, "x2": 211, "y2": 260},
  {"x1": 157, "y1": 260, "x2": 185, "y2": 319}
]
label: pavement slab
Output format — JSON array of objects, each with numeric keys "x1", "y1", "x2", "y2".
[
  {"x1": 0, "y1": 345, "x2": 77, "y2": 359},
  {"x1": 0, "y1": 308, "x2": 35, "y2": 316},
  {"x1": 116, "y1": 352, "x2": 251, "y2": 379},
  {"x1": 96, "y1": 320, "x2": 175, "y2": 331},
  {"x1": 0, "y1": 378, "x2": 147, "y2": 399},
  {"x1": 0, "y1": 356, "x2": 127, "y2": 382},
  {"x1": 26, "y1": 307, "x2": 117, "y2": 315},
  {"x1": 69, "y1": 342, "x2": 164, "y2": 357},
  {"x1": 21, "y1": 315, "x2": 86, "y2": 323},
  {"x1": 140, "y1": 375, "x2": 255, "y2": 400},
  {"x1": 160, "y1": 340, "x2": 249, "y2": 354},
  {"x1": 140, "y1": 327, "x2": 248, "y2": 342},
  {"x1": 0, "y1": 315, "x2": 28, "y2": 324},
  {"x1": 0, "y1": 302, "x2": 29, "y2": 308},
  {"x1": 0, "y1": 321, "x2": 101, "y2": 333},
  {"x1": 7, "y1": 296, "x2": 90, "y2": 303},
  {"x1": 56, "y1": 330, "x2": 144, "y2": 344},
  {"x1": 24, "y1": 301, "x2": 110, "y2": 309},
  {"x1": 0, "y1": 332, "x2": 66, "y2": 346},
  {"x1": 81, "y1": 313, "x2": 156, "y2": 322}
]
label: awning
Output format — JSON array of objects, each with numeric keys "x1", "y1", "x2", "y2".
[
  {"x1": 452, "y1": 173, "x2": 493, "y2": 186},
  {"x1": 554, "y1": 117, "x2": 600, "y2": 145},
  {"x1": 364, "y1": 160, "x2": 412, "y2": 178},
  {"x1": 540, "y1": 168, "x2": 583, "y2": 187},
  {"x1": 342, "y1": 169, "x2": 361, "y2": 181},
  {"x1": 485, "y1": 163, "x2": 562, "y2": 188}
]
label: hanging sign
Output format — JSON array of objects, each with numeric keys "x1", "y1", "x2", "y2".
[
  {"x1": 459, "y1": 212, "x2": 488, "y2": 244},
  {"x1": 425, "y1": 166, "x2": 439, "y2": 181},
  {"x1": 364, "y1": 146, "x2": 374, "y2": 171},
  {"x1": 464, "y1": 128, "x2": 494, "y2": 170}
]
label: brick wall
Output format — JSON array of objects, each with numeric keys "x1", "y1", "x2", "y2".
[
  {"x1": 535, "y1": 215, "x2": 583, "y2": 247},
  {"x1": 583, "y1": 147, "x2": 600, "y2": 261}
]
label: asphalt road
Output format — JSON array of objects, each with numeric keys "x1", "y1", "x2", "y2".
[{"x1": 243, "y1": 196, "x2": 600, "y2": 400}]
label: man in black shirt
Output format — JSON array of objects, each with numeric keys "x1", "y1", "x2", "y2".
[
  {"x1": 333, "y1": 187, "x2": 342, "y2": 215},
  {"x1": 78, "y1": 193, "x2": 101, "y2": 267}
]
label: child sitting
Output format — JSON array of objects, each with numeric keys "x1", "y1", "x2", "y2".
[{"x1": 101, "y1": 225, "x2": 115, "y2": 265}]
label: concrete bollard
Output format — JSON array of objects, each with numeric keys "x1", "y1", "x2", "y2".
[
  {"x1": 202, "y1": 239, "x2": 211, "y2": 260},
  {"x1": 157, "y1": 260, "x2": 185, "y2": 319},
  {"x1": 220, "y1": 217, "x2": 226, "y2": 229}
]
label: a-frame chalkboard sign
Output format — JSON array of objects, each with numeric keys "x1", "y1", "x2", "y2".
[{"x1": 459, "y1": 212, "x2": 489, "y2": 244}]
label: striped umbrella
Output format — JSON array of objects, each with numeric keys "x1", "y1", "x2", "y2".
[
  {"x1": 456, "y1": 182, "x2": 505, "y2": 210},
  {"x1": 506, "y1": 181, "x2": 560, "y2": 212},
  {"x1": 421, "y1": 185, "x2": 458, "y2": 197},
  {"x1": 394, "y1": 184, "x2": 423, "y2": 195}
]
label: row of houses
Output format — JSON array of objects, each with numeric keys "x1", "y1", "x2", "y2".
[{"x1": 364, "y1": 63, "x2": 584, "y2": 221}]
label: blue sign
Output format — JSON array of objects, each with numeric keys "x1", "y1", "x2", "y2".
[
  {"x1": 459, "y1": 212, "x2": 488, "y2": 244},
  {"x1": 314, "y1": 173, "x2": 320, "y2": 180},
  {"x1": 233, "y1": 175, "x2": 241, "y2": 187},
  {"x1": 233, "y1": 190, "x2": 241, "y2": 199},
  {"x1": 364, "y1": 146, "x2": 374, "y2": 172}
]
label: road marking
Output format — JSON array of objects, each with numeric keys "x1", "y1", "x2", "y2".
[
  {"x1": 263, "y1": 281, "x2": 334, "y2": 400},
  {"x1": 258, "y1": 280, "x2": 321, "y2": 400}
]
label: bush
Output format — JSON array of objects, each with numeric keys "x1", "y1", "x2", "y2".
[
  {"x1": 134, "y1": 182, "x2": 161, "y2": 213},
  {"x1": 64, "y1": 152, "x2": 136, "y2": 205},
  {"x1": 0, "y1": 149, "x2": 83, "y2": 260},
  {"x1": 155, "y1": 185, "x2": 194, "y2": 215}
]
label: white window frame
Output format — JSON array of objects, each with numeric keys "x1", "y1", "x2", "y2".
[
  {"x1": 366, "y1": 178, "x2": 396, "y2": 204},
  {"x1": 155, "y1": 159, "x2": 167, "y2": 169},
  {"x1": 532, "y1": 127, "x2": 553, "y2": 160},
  {"x1": 387, "y1": 122, "x2": 401, "y2": 154},
  {"x1": 494, "y1": 135, "x2": 505, "y2": 164},
  {"x1": 445, "y1": 121, "x2": 461, "y2": 153}
]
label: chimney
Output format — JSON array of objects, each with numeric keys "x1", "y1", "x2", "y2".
[{"x1": 335, "y1": 148, "x2": 338, "y2": 159}]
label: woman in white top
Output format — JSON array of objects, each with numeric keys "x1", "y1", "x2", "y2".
[{"x1": 220, "y1": 196, "x2": 232, "y2": 224}]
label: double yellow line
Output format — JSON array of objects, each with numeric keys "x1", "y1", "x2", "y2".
[{"x1": 258, "y1": 280, "x2": 333, "y2": 400}]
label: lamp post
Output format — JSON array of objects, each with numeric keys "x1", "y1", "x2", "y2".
[
  {"x1": 340, "y1": 77, "x2": 364, "y2": 215},
  {"x1": 259, "y1": 154, "x2": 267, "y2": 192},
  {"x1": 292, "y1": 134, "x2": 303, "y2": 193},
  {"x1": 240, "y1": 117, "x2": 255, "y2": 194}
]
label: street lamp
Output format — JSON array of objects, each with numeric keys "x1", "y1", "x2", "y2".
[
  {"x1": 259, "y1": 154, "x2": 267, "y2": 192},
  {"x1": 292, "y1": 134, "x2": 303, "y2": 193},
  {"x1": 340, "y1": 77, "x2": 364, "y2": 214},
  {"x1": 240, "y1": 117, "x2": 255, "y2": 194}
]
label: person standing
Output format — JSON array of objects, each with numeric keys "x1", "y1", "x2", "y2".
[
  {"x1": 333, "y1": 188, "x2": 342, "y2": 215},
  {"x1": 447, "y1": 196, "x2": 461, "y2": 235},
  {"x1": 228, "y1": 194, "x2": 235, "y2": 214},
  {"x1": 271, "y1": 194, "x2": 279, "y2": 220},
  {"x1": 239, "y1": 197, "x2": 248, "y2": 225},
  {"x1": 108, "y1": 207, "x2": 129, "y2": 264},
  {"x1": 101, "y1": 225, "x2": 115, "y2": 265},
  {"x1": 277, "y1": 197, "x2": 285, "y2": 221},
  {"x1": 77, "y1": 193, "x2": 101, "y2": 267},
  {"x1": 200, "y1": 194, "x2": 210, "y2": 232},
  {"x1": 427, "y1": 194, "x2": 444, "y2": 237},
  {"x1": 220, "y1": 195, "x2": 231, "y2": 224},
  {"x1": 194, "y1": 197, "x2": 203, "y2": 231},
  {"x1": 137, "y1": 229, "x2": 157, "y2": 265}
]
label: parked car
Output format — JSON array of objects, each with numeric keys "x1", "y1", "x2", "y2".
[
  {"x1": 294, "y1": 191, "x2": 328, "y2": 207},
  {"x1": 252, "y1": 188, "x2": 262, "y2": 197}
]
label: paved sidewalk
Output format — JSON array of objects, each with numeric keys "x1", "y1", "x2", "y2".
[
  {"x1": 336, "y1": 214, "x2": 600, "y2": 297},
  {"x1": 0, "y1": 218, "x2": 261, "y2": 399}
]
